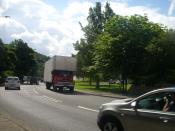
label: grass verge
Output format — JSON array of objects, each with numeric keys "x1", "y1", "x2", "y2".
[{"x1": 75, "y1": 81, "x2": 123, "y2": 94}]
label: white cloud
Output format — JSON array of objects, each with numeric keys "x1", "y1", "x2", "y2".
[
  {"x1": 0, "y1": 0, "x2": 9, "y2": 14},
  {"x1": 110, "y1": 1, "x2": 175, "y2": 29},
  {"x1": 1, "y1": 0, "x2": 175, "y2": 57},
  {"x1": 0, "y1": 0, "x2": 92, "y2": 56},
  {"x1": 0, "y1": 16, "x2": 26, "y2": 42},
  {"x1": 63, "y1": 1, "x2": 93, "y2": 18},
  {"x1": 168, "y1": 0, "x2": 175, "y2": 16}
]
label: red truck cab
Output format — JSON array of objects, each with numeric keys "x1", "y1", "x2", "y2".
[{"x1": 52, "y1": 70, "x2": 74, "y2": 92}]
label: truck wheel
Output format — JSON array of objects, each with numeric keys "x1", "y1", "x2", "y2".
[
  {"x1": 59, "y1": 87, "x2": 63, "y2": 93},
  {"x1": 70, "y1": 87, "x2": 74, "y2": 93},
  {"x1": 46, "y1": 83, "x2": 51, "y2": 89},
  {"x1": 53, "y1": 86, "x2": 57, "y2": 92}
]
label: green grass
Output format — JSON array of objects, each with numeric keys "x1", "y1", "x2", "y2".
[{"x1": 75, "y1": 81, "x2": 123, "y2": 94}]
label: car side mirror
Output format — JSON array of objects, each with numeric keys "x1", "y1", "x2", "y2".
[{"x1": 131, "y1": 101, "x2": 137, "y2": 110}]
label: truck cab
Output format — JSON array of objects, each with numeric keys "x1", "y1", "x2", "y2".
[{"x1": 52, "y1": 70, "x2": 74, "y2": 92}]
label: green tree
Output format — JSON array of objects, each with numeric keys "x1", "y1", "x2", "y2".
[
  {"x1": 0, "y1": 39, "x2": 16, "y2": 79},
  {"x1": 75, "y1": 2, "x2": 115, "y2": 88},
  {"x1": 10, "y1": 39, "x2": 38, "y2": 80},
  {"x1": 3, "y1": 44, "x2": 17, "y2": 76},
  {"x1": 0, "y1": 39, "x2": 5, "y2": 74},
  {"x1": 145, "y1": 29, "x2": 175, "y2": 85},
  {"x1": 77, "y1": 2, "x2": 104, "y2": 87},
  {"x1": 35, "y1": 52, "x2": 49, "y2": 78},
  {"x1": 104, "y1": 2, "x2": 115, "y2": 24},
  {"x1": 94, "y1": 15, "x2": 166, "y2": 90}
]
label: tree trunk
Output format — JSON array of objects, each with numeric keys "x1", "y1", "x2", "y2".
[
  {"x1": 89, "y1": 76, "x2": 92, "y2": 86},
  {"x1": 124, "y1": 79, "x2": 127, "y2": 94},
  {"x1": 96, "y1": 76, "x2": 100, "y2": 89},
  {"x1": 121, "y1": 79, "x2": 124, "y2": 94}
]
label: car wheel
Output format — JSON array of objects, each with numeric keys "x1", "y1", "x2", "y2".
[
  {"x1": 5, "y1": 87, "x2": 8, "y2": 90},
  {"x1": 18, "y1": 87, "x2": 21, "y2": 90},
  {"x1": 102, "y1": 119, "x2": 120, "y2": 131}
]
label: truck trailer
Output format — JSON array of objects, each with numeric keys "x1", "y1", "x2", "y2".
[{"x1": 44, "y1": 56, "x2": 76, "y2": 92}]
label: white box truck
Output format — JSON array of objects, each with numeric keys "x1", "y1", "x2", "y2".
[{"x1": 44, "y1": 56, "x2": 76, "y2": 92}]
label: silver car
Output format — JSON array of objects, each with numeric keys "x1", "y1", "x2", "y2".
[
  {"x1": 97, "y1": 88, "x2": 175, "y2": 131},
  {"x1": 5, "y1": 76, "x2": 21, "y2": 90}
]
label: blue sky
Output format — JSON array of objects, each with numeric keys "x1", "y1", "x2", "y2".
[
  {"x1": 42, "y1": 0, "x2": 173, "y2": 16},
  {"x1": 0, "y1": 0, "x2": 175, "y2": 56},
  {"x1": 128, "y1": 0, "x2": 170, "y2": 15}
]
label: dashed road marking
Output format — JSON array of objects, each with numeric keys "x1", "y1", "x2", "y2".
[
  {"x1": 33, "y1": 88, "x2": 39, "y2": 94},
  {"x1": 42, "y1": 95, "x2": 63, "y2": 103},
  {"x1": 77, "y1": 106, "x2": 98, "y2": 113}
]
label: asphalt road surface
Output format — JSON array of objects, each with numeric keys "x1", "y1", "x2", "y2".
[{"x1": 0, "y1": 84, "x2": 116, "y2": 131}]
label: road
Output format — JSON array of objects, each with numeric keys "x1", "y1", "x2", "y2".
[{"x1": 0, "y1": 84, "x2": 116, "y2": 131}]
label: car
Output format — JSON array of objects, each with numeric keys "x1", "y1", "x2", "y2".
[
  {"x1": 30, "y1": 77, "x2": 39, "y2": 85},
  {"x1": 97, "y1": 88, "x2": 175, "y2": 131},
  {"x1": 5, "y1": 76, "x2": 21, "y2": 90},
  {"x1": 109, "y1": 79, "x2": 116, "y2": 84}
]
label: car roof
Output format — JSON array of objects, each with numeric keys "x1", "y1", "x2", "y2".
[
  {"x1": 133, "y1": 87, "x2": 175, "y2": 101},
  {"x1": 151, "y1": 87, "x2": 175, "y2": 93},
  {"x1": 7, "y1": 76, "x2": 19, "y2": 79}
]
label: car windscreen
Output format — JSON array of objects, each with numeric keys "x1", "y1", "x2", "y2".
[{"x1": 7, "y1": 78, "x2": 19, "y2": 81}]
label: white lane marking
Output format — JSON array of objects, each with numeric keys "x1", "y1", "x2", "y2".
[
  {"x1": 33, "y1": 88, "x2": 39, "y2": 94},
  {"x1": 42, "y1": 95, "x2": 63, "y2": 103},
  {"x1": 77, "y1": 106, "x2": 98, "y2": 113}
]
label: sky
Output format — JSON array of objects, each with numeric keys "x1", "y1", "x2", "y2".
[{"x1": 0, "y1": 0, "x2": 175, "y2": 57}]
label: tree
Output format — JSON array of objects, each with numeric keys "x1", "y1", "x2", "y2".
[
  {"x1": 0, "y1": 39, "x2": 5, "y2": 74},
  {"x1": 104, "y1": 2, "x2": 115, "y2": 24},
  {"x1": 10, "y1": 39, "x2": 38, "y2": 80},
  {"x1": 94, "y1": 15, "x2": 166, "y2": 90},
  {"x1": 35, "y1": 52, "x2": 49, "y2": 78},
  {"x1": 75, "y1": 2, "x2": 115, "y2": 88},
  {"x1": 145, "y1": 29, "x2": 175, "y2": 85},
  {"x1": 0, "y1": 38, "x2": 48, "y2": 82},
  {"x1": 3, "y1": 44, "x2": 17, "y2": 76},
  {"x1": 0, "y1": 39, "x2": 17, "y2": 79},
  {"x1": 76, "y1": 2, "x2": 104, "y2": 87}
]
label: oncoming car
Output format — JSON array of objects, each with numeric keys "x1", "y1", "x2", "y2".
[
  {"x1": 5, "y1": 76, "x2": 21, "y2": 90},
  {"x1": 97, "y1": 88, "x2": 175, "y2": 131}
]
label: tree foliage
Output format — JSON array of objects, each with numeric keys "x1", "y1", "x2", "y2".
[
  {"x1": 0, "y1": 39, "x2": 48, "y2": 82},
  {"x1": 95, "y1": 15, "x2": 175, "y2": 86},
  {"x1": 74, "y1": 2, "x2": 115, "y2": 87},
  {"x1": 0, "y1": 39, "x2": 5, "y2": 74},
  {"x1": 75, "y1": 2, "x2": 175, "y2": 89},
  {"x1": 9, "y1": 39, "x2": 37, "y2": 79}
]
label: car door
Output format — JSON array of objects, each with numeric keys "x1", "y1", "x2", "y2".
[{"x1": 121, "y1": 92, "x2": 172, "y2": 131}]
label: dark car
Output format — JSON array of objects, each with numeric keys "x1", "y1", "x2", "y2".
[
  {"x1": 30, "y1": 77, "x2": 39, "y2": 85},
  {"x1": 97, "y1": 88, "x2": 175, "y2": 131}
]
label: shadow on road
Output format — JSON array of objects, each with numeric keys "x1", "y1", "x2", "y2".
[{"x1": 47, "y1": 88, "x2": 89, "y2": 96}]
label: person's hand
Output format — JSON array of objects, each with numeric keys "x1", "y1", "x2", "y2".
[
  {"x1": 163, "y1": 96, "x2": 169, "y2": 112},
  {"x1": 164, "y1": 96, "x2": 169, "y2": 103}
]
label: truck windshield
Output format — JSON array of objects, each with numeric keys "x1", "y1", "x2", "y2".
[{"x1": 52, "y1": 71, "x2": 73, "y2": 82}]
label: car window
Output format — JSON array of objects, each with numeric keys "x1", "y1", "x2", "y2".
[{"x1": 137, "y1": 92, "x2": 173, "y2": 111}]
